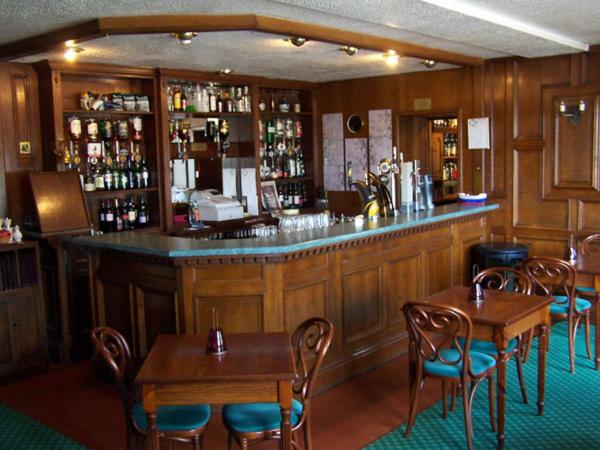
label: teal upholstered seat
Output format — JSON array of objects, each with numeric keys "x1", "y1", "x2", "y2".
[
  {"x1": 424, "y1": 349, "x2": 496, "y2": 378},
  {"x1": 576, "y1": 286, "x2": 596, "y2": 293},
  {"x1": 457, "y1": 337, "x2": 517, "y2": 356},
  {"x1": 550, "y1": 296, "x2": 592, "y2": 315},
  {"x1": 222, "y1": 399, "x2": 304, "y2": 433},
  {"x1": 133, "y1": 402, "x2": 211, "y2": 432}
]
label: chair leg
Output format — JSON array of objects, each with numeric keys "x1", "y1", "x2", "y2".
[
  {"x1": 522, "y1": 329, "x2": 534, "y2": 363},
  {"x1": 240, "y1": 438, "x2": 249, "y2": 450},
  {"x1": 191, "y1": 435, "x2": 201, "y2": 450},
  {"x1": 487, "y1": 372, "x2": 496, "y2": 433},
  {"x1": 568, "y1": 317, "x2": 576, "y2": 373},
  {"x1": 404, "y1": 374, "x2": 423, "y2": 437},
  {"x1": 304, "y1": 414, "x2": 313, "y2": 450},
  {"x1": 462, "y1": 378, "x2": 474, "y2": 450},
  {"x1": 442, "y1": 381, "x2": 448, "y2": 418},
  {"x1": 515, "y1": 354, "x2": 528, "y2": 404},
  {"x1": 585, "y1": 312, "x2": 592, "y2": 360}
]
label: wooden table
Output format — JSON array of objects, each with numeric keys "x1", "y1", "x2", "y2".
[
  {"x1": 419, "y1": 286, "x2": 552, "y2": 450},
  {"x1": 575, "y1": 254, "x2": 600, "y2": 370},
  {"x1": 135, "y1": 332, "x2": 296, "y2": 450}
]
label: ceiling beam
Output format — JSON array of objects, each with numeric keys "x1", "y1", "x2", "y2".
[{"x1": 0, "y1": 14, "x2": 484, "y2": 67}]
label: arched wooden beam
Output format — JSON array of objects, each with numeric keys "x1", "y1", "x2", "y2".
[{"x1": 0, "y1": 14, "x2": 484, "y2": 67}]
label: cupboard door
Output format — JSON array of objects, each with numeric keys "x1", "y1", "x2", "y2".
[
  {"x1": 9, "y1": 293, "x2": 44, "y2": 361},
  {"x1": 0, "y1": 299, "x2": 16, "y2": 369}
]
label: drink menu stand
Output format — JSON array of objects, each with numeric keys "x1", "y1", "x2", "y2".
[{"x1": 26, "y1": 172, "x2": 94, "y2": 364}]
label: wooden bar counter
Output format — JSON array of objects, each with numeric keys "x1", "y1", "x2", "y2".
[{"x1": 76, "y1": 203, "x2": 498, "y2": 390}]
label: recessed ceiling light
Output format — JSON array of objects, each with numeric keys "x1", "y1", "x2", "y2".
[
  {"x1": 219, "y1": 68, "x2": 233, "y2": 76},
  {"x1": 64, "y1": 44, "x2": 83, "y2": 62},
  {"x1": 340, "y1": 46, "x2": 358, "y2": 56},
  {"x1": 171, "y1": 32, "x2": 198, "y2": 45},
  {"x1": 286, "y1": 36, "x2": 308, "y2": 47},
  {"x1": 383, "y1": 50, "x2": 399, "y2": 66},
  {"x1": 422, "y1": 59, "x2": 437, "y2": 68}
]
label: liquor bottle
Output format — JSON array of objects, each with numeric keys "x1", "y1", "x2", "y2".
[
  {"x1": 269, "y1": 94, "x2": 275, "y2": 112},
  {"x1": 296, "y1": 147, "x2": 305, "y2": 177},
  {"x1": 208, "y1": 83, "x2": 217, "y2": 113},
  {"x1": 236, "y1": 87, "x2": 244, "y2": 113},
  {"x1": 68, "y1": 115, "x2": 82, "y2": 170},
  {"x1": 140, "y1": 157, "x2": 149, "y2": 188},
  {"x1": 120, "y1": 199, "x2": 130, "y2": 231},
  {"x1": 287, "y1": 145, "x2": 296, "y2": 178},
  {"x1": 173, "y1": 84, "x2": 182, "y2": 111},
  {"x1": 243, "y1": 86, "x2": 251, "y2": 113},
  {"x1": 283, "y1": 184, "x2": 290, "y2": 209},
  {"x1": 181, "y1": 85, "x2": 188, "y2": 111},
  {"x1": 113, "y1": 161, "x2": 121, "y2": 190},
  {"x1": 216, "y1": 88, "x2": 223, "y2": 113},
  {"x1": 258, "y1": 96, "x2": 266, "y2": 112},
  {"x1": 105, "y1": 199, "x2": 116, "y2": 233},
  {"x1": 126, "y1": 158, "x2": 135, "y2": 189},
  {"x1": 131, "y1": 116, "x2": 143, "y2": 144},
  {"x1": 93, "y1": 162, "x2": 105, "y2": 190},
  {"x1": 201, "y1": 86, "x2": 209, "y2": 112},
  {"x1": 99, "y1": 118, "x2": 112, "y2": 158},
  {"x1": 167, "y1": 85, "x2": 173, "y2": 112},
  {"x1": 138, "y1": 195, "x2": 149, "y2": 227},
  {"x1": 104, "y1": 160, "x2": 114, "y2": 190},
  {"x1": 83, "y1": 167, "x2": 96, "y2": 192},
  {"x1": 114, "y1": 198, "x2": 124, "y2": 232},
  {"x1": 98, "y1": 200, "x2": 106, "y2": 233},
  {"x1": 127, "y1": 195, "x2": 137, "y2": 229},
  {"x1": 85, "y1": 118, "x2": 100, "y2": 159},
  {"x1": 193, "y1": 84, "x2": 202, "y2": 112},
  {"x1": 277, "y1": 184, "x2": 284, "y2": 207},
  {"x1": 293, "y1": 183, "x2": 301, "y2": 209}
]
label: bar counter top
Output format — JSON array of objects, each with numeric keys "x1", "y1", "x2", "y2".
[{"x1": 75, "y1": 203, "x2": 498, "y2": 259}]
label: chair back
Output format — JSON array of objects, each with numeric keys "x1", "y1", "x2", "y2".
[
  {"x1": 90, "y1": 327, "x2": 136, "y2": 415},
  {"x1": 291, "y1": 318, "x2": 334, "y2": 404},
  {"x1": 521, "y1": 257, "x2": 576, "y2": 312},
  {"x1": 473, "y1": 267, "x2": 532, "y2": 294},
  {"x1": 403, "y1": 302, "x2": 474, "y2": 378},
  {"x1": 582, "y1": 234, "x2": 600, "y2": 255}
]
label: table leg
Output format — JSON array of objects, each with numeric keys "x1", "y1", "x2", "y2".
[
  {"x1": 496, "y1": 349, "x2": 507, "y2": 450},
  {"x1": 278, "y1": 380, "x2": 293, "y2": 450},
  {"x1": 142, "y1": 384, "x2": 159, "y2": 450},
  {"x1": 537, "y1": 322, "x2": 548, "y2": 416}
]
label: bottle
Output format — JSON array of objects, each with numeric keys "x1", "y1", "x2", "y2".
[
  {"x1": 104, "y1": 160, "x2": 114, "y2": 190},
  {"x1": 277, "y1": 184, "x2": 284, "y2": 207},
  {"x1": 287, "y1": 146, "x2": 296, "y2": 178},
  {"x1": 127, "y1": 195, "x2": 137, "y2": 229},
  {"x1": 167, "y1": 85, "x2": 173, "y2": 112},
  {"x1": 12, "y1": 225, "x2": 22, "y2": 244},
  {"x1": 98, "y1": 200, "x2": 106, "y2": 233},
  {"x1": 113, "y1": 161, "x2": 122, "y2": 190},
  {"x1": 126, "y1": 158, "x2": 135, "y2": 189},
  {"x1": 120, "y1": 199, "x2": 130, "y2": 231},
  {"x1": 283, "y1": 184, "x2": 290, "y2": 209},
  {"x1": 105, "y1": 200, "x2": 116, "y2": 233},
  {"x1": 173, "y1": 84, "x2": 182, "y2": 111},
  {"x1": 140, "y1": 157, "x2": 149, "y2": 188},
  {"x1": 193, "y1": 83, "x2": 202, "y2": 112},
  {"x1": 131, "y1": 116, "x2": 143, "y2": 143},
  {"x1": 138, "y1": 195, "x2": 149, "y2": 227},
  {"x1": 83, "y1": 169, "x2": 96, "y2": 192},
  {"x1": 114, "y1": 198, "x2": 124, "y2": 232},
  {"x1": 258, "y1": 96, "x2": 266, "y2": 112},
  {"x1": 243, "y1": 86, "x2": 251, "y2": 112},
  {"x1": 94, "y1": 163, "x2": 105, "y2": 190},
  {"x1": 293, "y1": 183, "x2": 301, "y2": 209},
  {"x1": 181, "y1": 85, "x2": 188, "y2": 111},
  {"x1": 208, "y1": 84, "x2": 217, "y2": 112},
  {"x1": 269, "y1": 94, "x2": 275, "y2": 112},
  {"x1": 201, "y1": 86, "x2": 209, "y2": 112}
]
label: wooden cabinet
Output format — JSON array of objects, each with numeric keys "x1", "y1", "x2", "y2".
[
  {"x1": 429, "y1": 119, "x2": 459, "y2": 202},
  {"x1": 35, "y1": 61, "x2": 164, "y2": 232},
  {"x1": 0, "y1": 242, "x2": 47, "y2": 376}
]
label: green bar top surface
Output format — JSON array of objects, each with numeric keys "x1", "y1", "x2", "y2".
[{"x1": 74, "y1": 203, "x2": 499, "y2": 258}]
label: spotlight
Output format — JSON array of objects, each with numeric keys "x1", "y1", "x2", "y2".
[
  {"x1": 171, "y1": 32, "x2": 198, "y2": 45},
  {"x1": 64, "y1": 42, "x2": 83, "y2": 62},
  {"x1": 383, "y1": 50, "x2": 399, "y2": 66},
  {"x1": 340, "y1": 46, "x2": 358, "y2": 56},
  {"x1": 422, "y1": 59, "x2": 437, "y2": 68},
  {"x1": 219, "y1": 68, "x2": 233, "y2": 76},
  {"x1": 286, "y1": 36, "x2": 308, "y2": 47}
]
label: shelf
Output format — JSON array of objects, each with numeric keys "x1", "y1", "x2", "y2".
[
  {"x1": 169, "y1": 111, "x2": 252, "y2": 118},
  {"x1": 263, "y1": 177, "x2": 314, "y2": 183},
  {"x1": 259, "y1": 111, "x2": 312, "y2": 117},
  {"x1": 84, "y1": 187, "x2": 159, "y2": 197},
  {"x1": 63, "y1": 110, "x2": 154, "y2": 116},
  {"x1": 443, "y1": 155, "x2": 458, "y2": 159},
  {"x1": 432, "y1": 127, "x2": 458, "y2": 134}
]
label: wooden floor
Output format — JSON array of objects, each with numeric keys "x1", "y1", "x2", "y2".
[{"x1": 0, "y1": 354, "x2": 441, "y2": 450}]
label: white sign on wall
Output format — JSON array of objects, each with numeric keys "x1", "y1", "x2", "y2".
[{"x1": 467, "y1": 117, "x2": 490, "y2": 149}]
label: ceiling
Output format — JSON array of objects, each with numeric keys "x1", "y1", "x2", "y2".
[{"x1": 3, "y1": 0, "x2": 599, "y2": 82}]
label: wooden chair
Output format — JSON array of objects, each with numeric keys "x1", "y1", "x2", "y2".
[
  {"x1": 521, "y1": 257, "x2": 592, "y2": 373},
  {"x1": 403, "y1": 302, "x2": 496, "y2": 450},
  {"x1": 91, "y1": 327, "x2": 211, "y2": 450},
  {"x1": 222, "y1": 317, "x2": 334, "y2": 450},
  {"x1": 576, "y1": 234, "x2": 600, "y2": 298}
]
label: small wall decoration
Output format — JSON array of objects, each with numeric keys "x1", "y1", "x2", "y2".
[
  {"x1": 260, "y1": 181, "x2": 281, "y2": 211},
  {"x1": 19, "y1": 141, "x2": 32, "y2": 155},
  {"x1": 467, "y1": 118, "x2": 490, "y2": 149}
]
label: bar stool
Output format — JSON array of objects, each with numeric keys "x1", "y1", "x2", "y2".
[{"x1": 471, "y1": 243, "x2": 528, "y2": 273}]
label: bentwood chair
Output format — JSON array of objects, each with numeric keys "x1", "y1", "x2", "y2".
[
  {"x1": 222, "y1": 317, "x2": 334, "y2": 450},
  {"x1": 522, "y1": 257, "x2": 592, "y2": 373},
  {"x1": 403, "y1": 302, "x2": 496, "y2": 450},
  {"x1": 91, "y1": 327, "x2": 211, "y2": 450},
  {"x1": 576, "y1": 234, "x2": 600, "y2": 298}
]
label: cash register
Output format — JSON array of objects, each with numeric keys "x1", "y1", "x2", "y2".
[{"x1": 190, "y1": 190, "x2": 244, "y2": 222}]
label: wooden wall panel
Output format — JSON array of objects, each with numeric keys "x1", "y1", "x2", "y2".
[
  {"x1": 194, "y1": 295, "x2": 263, "y2": 335},
  {"x1": 577, "y1": 200, "x2": 600, "y2": 233},
  {"x1": 341, "y1": 266, "x2": 382, "y2": 344},
  {"x1": 137, "y1": 288, "x2": 177, "y2": 356},
  {"x1": 425, "y1": 246, "x2": 452, "y2": 296},
  {"x1": 398, "y1": 69, "x2": 464, "y2": 112},
  {"x1": 0, "y1": 63, "x2": 42, "y2": 222},
  {"x1": 387, "y1": 253, "x2": 420, "y2": 326},
  {"x1": 284, "y1": 281, "x2": 327, "y2": 334},
  {"x1": 514, "y1": 60, "x2": 543, "y2": 139}
]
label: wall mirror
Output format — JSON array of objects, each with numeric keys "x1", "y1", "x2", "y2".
[{"x1": 346, "y1": 114, "x2": 364, "y2": 133}]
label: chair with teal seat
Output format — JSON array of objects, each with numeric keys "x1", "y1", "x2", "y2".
[
  {"x1": 222, "y1": 317, "x2": 334, "y2": 450},
  {"x1": 91, "y1": 327, "x2": 211, "y2": 450},
  {"x1": 522, "y1": 257, "x2": 592, "y2": 373},
  {"x1": 576, "y1": 234, "x2": 600, "y2": 303},
  {"x1": 403, "y1": 302, "x2": 496, "y2": 450}
]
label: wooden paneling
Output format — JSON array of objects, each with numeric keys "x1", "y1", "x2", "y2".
[
  {"x1": 137, "y1": 288, "x2": 178, "y2": 356},
  {"x1": 0, "y1": 63, "x2": 42, "y2": 222},
  {"x1": 425, "y1": 245, "x2": 452, "y2": 296},
  {"x1": 284, "y1": 282, "x2": 327, "y2": 334},
  {"x1": 194, "y1": 295, "x2": 263, "y2": 335},
  {"x1": 387, "y1": 253, "x2": 420, "y2": 326},
  {"x1": 0, "y1": 300, "x2": 13, "y2": 367},
  {"x1": 342, "y1": 267, "x2": 382, "y2": 344}
]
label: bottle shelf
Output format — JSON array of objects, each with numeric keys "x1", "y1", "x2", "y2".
[
  {"x1": 63, "y1": 110, "x2": 154, "y2": 117},
  {"x1": 259, "y1": 111, "x2": 312, "y2": 117},
  {"x1": 169, "y1": 111, "x2": 252, "y2": 118},
  {"x1": 432, "y1": 127, "x2": 458, "y2": 133},
  {"x1": 443, "y1": 156, "x2": 458, "y2": 160},
  {"x1": 84, "y1": 186, "x2": 158, "y2": 197}
]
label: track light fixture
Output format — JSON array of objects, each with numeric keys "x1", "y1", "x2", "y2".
[
  {"x1": 218, "y1": 68, "x2": 233, "y2": 76},
  {"x1": 286, "y1": 36, "x2": 308, "y2": 47},
  {"x1": 171, "y1": 32, "x2": 198, "y2": 45},
  {"x1": 340, "y1": 46, "x2": 358, "y2": 56},
  {"x1": 383, "y1": 50, "x2": 399, "y2": 66},
  {"x1": 559, "y1": 99, "x2": 586, "y2": 124},
  {"x1": 64, "y1": 41, "x2": 83, "y2": 61},
  {"x1": 422, "y1": 59, "x2": 437, "y2": 68}
]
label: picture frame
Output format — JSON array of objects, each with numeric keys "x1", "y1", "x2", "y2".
[{"x1": 260, "y1": 181, "x2": 281, "y2": 211}]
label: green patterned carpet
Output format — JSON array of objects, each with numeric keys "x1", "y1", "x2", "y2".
[
  {"x1": 0, "y1": 403, "x2": 87, "y2": 450},
  {"x1": 366, "y1": 321, "x2": 599, "y2": 449}
]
